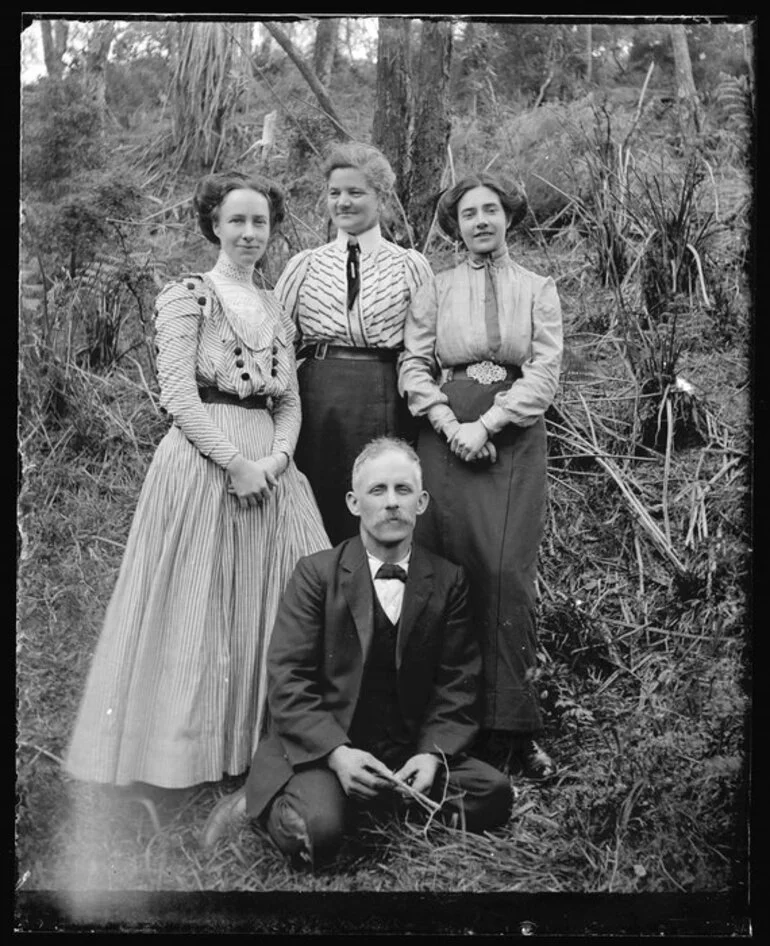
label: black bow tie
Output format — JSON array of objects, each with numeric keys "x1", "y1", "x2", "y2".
[{"x1": 375, "y1": 563, "x2": 407, "y2": 582}]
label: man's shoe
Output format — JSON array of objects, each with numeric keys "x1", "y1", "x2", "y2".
[
  {"x1": 200, "y1": 786, "x2": 247, "y2": 849},
  {"x1": 511, "y1": 740, "x2": 556, "y2": 781}
]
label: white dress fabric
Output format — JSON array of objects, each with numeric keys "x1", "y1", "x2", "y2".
[{"x1": 65, "y1": 252, "x2": 330, "y2": 788}]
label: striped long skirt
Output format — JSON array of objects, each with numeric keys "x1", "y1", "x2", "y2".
[
  {"x1": 64, "y1": 404, "x2": 330, "y2": 789},
  {"x1": 414, "y1": 379, "x2": 547, "y2": 734}
]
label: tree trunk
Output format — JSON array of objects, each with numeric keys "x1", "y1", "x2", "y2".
[
  {"x1": 406, "y1": 20, "x2": 453, "y2": 248},
  {"x1": 83, "y1": 21, "x2": 116, "y2": 139},
  {"x1": 669, "y1": 24, "x2": 703, "y2": 140},
  {"x1": 585, "y1": 24, "x2": 593, "y2": 85},
  {"x1": 312, "y1": 17, "x2": 339, "y2": 88},
  {"x1": 40, "y1": 19, "x2": 68, "y2": 80},
  {"x1": 262, "y1": 21, "x2": 351, "y2": 140},
  {"x1": 372, "y1": 17, "x2": 412, "y2": 206}
]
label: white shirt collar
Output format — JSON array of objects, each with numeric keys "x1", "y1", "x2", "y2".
[
  {"x1": 367, "y1": 548, "x2": 411, "y2": 581},
  {"x1": 334, "y1": 223, "x2": 382, "y2": 254}
]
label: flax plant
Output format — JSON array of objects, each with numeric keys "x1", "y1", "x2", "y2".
[{"x1": 168, "y1": 21, "x2": 253, "y2": 173}]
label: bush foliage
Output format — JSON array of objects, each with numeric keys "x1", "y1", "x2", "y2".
[{"x1": 17, "y1": 19, "x2": 753, "y2": 917}]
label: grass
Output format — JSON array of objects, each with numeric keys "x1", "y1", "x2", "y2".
[
  {"x1": 16, "y1": 276, "x2": 751, "y2": 914},
  {"x1": 17, "y1": 70, "x2": 752, "y2": 934}
]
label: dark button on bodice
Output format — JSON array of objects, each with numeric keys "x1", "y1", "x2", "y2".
[
  {"x1": 241, "y1": 372, "x2": 250, "y2": 381},
  {"x1": 234, "y1": 347, "x2": 242, "y2": 356},
  {"x1": 236, "y1": 359, "x2": 244, "y2": 368}
]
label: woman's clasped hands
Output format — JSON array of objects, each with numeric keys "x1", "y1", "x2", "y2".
[
  {"x1": 226, "y1": 452, "x2": 288, "y2": 508},
  {"x1": 449, "y1": 420, "x2": 498, "y2": 464}
]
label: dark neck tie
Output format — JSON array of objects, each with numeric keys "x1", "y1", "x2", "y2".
[
  {"x1": 484, "y1": 258, "x2": 502, "y2": 354},
  {"x1": 375, "y1": 563, "x2": 407, "y2": 582},
  {"x1": 347, "y1": 239, "x2": 360, "y2": 310}
]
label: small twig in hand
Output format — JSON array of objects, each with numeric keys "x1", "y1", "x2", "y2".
[{"x1": 379, "y1": 769, "x2": 442, "y2": 816}]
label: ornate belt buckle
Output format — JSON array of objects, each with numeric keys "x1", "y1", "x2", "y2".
[{"x1": 466, "y1": 361, "x2": 508, "y2": 385}]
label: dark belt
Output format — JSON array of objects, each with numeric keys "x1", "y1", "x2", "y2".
[
  {"x1": 298, "y1": 342, "x2": 400, "y2": 362},
  {"x1": 445, "y1": 363, "x2": 521, "y2": 383},
  {"x1": 198, "y1": 387, "x2": 268, "y2": 409}
]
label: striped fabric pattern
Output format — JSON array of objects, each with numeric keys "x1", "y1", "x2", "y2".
[
  {"x1": 274, "y1": 235, "x2": 435, "y2": 350},
  {"x1": 154, "y1": 274, "x2": 300, "y2": 466},
  {"x1": 65, "y1": 272, "x2": 331, "y2": 789}
]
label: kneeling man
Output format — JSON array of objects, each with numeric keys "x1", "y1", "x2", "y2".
[{"x1": 207, "y1": 437, "x2": 512, "y2": 867}]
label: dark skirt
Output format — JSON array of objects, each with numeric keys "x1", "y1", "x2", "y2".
[
  {"x1": 414, "y1": 378, "x2": 547, "y2": 733},
  {"x1": 295, "y1": 356, "x2": 416, "y2": 546}
]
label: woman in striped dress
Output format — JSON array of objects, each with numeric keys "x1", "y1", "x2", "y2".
[
  {"x1": 65, "y1": 171, "x2": 330, "y2": 789},
  {"x1": 399, "y1": 173, "x2": 563, "y2": 779},
  {"x1": 275, "y1": 143, "x2": 434, "y2": 545}
]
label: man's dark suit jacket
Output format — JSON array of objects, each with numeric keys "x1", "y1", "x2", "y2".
[{"x1": 245, "y1": 536, "x2": 482, "y2": 820}]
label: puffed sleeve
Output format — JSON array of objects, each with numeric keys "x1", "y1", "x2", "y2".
[
  {"x1": 403, "y1": 247, "x2": 435, "y2": 296},
  {"x1": 481, "y1": 274, "x2": 563, "y2": 432},
  {"x1": 154, "y1": 281, "x2": 240, "y2": 469},
  {"x1": 268, "y1": 301, "x2": 301, "y2": 459},
  {"x1": 399, "y1": 278, "x2": 461, "y2": 441},
  {"x1": 273, "y1": 249, "x2": 313, "y2": 348}
]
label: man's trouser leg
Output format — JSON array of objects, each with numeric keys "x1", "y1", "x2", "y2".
[
  {"x1": 430, "y1": 755, "x2": 513, "y2": 833},
  {"x1": 264, "y1": 766, "x2": 348, "y2": 867}
]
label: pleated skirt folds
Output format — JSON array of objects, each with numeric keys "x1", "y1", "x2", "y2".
[
  {"x1": 414, "y1": 381, "x2": 547, "y2": 733},
  {"x1": 65, "y1": 403, "x2": 330, "y2": 788}
]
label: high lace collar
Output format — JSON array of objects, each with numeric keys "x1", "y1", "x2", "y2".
[
  {"x1": 468, "y1": 244, "x2": 511, "y2": 269},
  {"x1": 211, "y1": 249, "x2": 257, "y2": 284}
]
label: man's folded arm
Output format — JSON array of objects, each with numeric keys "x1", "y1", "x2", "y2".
[{"x1": 266, "y1": 556, "x2": 351, "y2": 766}]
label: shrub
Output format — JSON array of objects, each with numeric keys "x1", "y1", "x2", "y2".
[{"x1": 21, "y1": 76, "x2": 105, "y2": 199}]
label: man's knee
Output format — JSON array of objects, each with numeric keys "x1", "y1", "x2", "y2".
[
  {"x1": 448, "y1": 757, "x2": 513, "y2": 832},
  {"x1": 265, "y1": 769, "x2": 347, "y2": 867},
  {"x1": 305, "y1": 798, "x2": 346, "y2": 860},
  {"x1": 484, "y1": 768, "x2": 514, "y2": 824}
]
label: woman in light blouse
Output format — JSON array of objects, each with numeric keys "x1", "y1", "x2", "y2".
[
  {"x1": 274, "y1": 142, "x2": 434, "y2": 545},
  {"x1": 399, "y1": 172, "x2": 563, "y2": 779},
  {"x1": 65, "y1": 171, "x2": 329, "y2": 790}
]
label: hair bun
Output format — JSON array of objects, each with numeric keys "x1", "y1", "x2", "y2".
[{"x1": 193, "y1": 171, "x2": 286, "y2": 245}]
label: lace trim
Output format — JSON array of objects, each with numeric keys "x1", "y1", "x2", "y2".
[{"x1": 211, "y1": 250, "x2": 258, "y2": 285}]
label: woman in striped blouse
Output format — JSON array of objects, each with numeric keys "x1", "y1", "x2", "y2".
[
  {"x1": 275, "y1": 143, "x2": 434, "y2": 544},
  {"x1": 399, "y1": 173, "x2": 563, "y2": 780},
  {"x1": 65, "y1": 171, "x2": 329, "y2": 790}
]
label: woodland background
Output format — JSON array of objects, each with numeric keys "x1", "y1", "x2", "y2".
[{"x1": 17, "y1": 15, "x2": 753, "y2": 934}]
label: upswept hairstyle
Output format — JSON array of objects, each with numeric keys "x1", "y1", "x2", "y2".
[
  {"x1": 322, "y1": 142, "x2": 396, "y2": 200},
  {"x1": 350, "y1": 437, "x2": 423, "y2": 491},
  {"x1": 193, "y1": 170, "x2": 286, "y2": 245},
  {"x1": 436, "y1": 172, "x2": 529, "y2": 243}
]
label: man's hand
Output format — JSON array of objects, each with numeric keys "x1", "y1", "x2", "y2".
[
  {"x1": 327, "y1": 745, "x2": 393, "y2": 800},
  {"x1": 392, "y1": 752, "x2": 440, "y2": 797}
]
